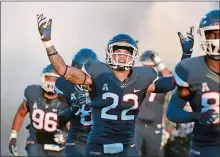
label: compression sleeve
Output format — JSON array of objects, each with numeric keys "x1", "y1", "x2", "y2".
[
  {"x1": 166, "y1": 89, "x2": 200, "y2": 123},
  {"x1": 58, "y1": 105, "x2": 80, "y2": 128},
  {"x1": 154, "y1": 76, "x2": 175, "y2": 93}
]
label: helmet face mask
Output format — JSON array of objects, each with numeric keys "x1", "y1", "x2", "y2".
[
  {"x1": 106, "y1": 34, "x2": 138, "y2": 71},
  {"x1": 198, "y1": 10, "x2": 220, "y2": 60},
  {"x1": 199, "y1": 26, "x2": 220, "y2": 60},
  {"x1": 41, "y1": 64, "x2": 59, "y2": 94}
]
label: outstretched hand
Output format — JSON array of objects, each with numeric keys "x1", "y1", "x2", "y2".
[
  {"x1": 177, "y1": 26, "x2": 194, "y2": 54},
  {"x1": 36, "y1": 14, "x2": 52, "y2": 41}
]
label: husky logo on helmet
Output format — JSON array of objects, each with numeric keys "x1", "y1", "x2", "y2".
[
  {"x1": 72, "y1": 48, "x2": 98, "y2": 92},
  {"x1": 106, "y1": 34, "x2": 138, "y2": 71},
  {"x1": 72, "y1": 48, "x2": 98, "y2": 69},
  {"x1": 198, "y1": 10, "x2": 220, "y2": 60},
  {"x1": 41, "y1": 64, "x2": 59, "y2": 93}
]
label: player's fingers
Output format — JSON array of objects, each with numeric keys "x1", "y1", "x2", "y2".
[
  {"x1": 37, "y1": 14, "x2": 44, "y2": 24},
  {"x1": 46, "y1": 19, "x2": 52, "y2": 28},
  {"x1": 38, "y1": 16, "x2": 46, "y2": 27},
  {"x1": 189, "y1": 26, "x2": 194, "y2": 36},
  {"x1": 39, "y1": 21, "x2": 47, "y2": 30},
  {"x1": 186, "y1": 32, "x2": 194, "y2": 40},
  {"x1": 12, "y1": 147, "x2": 18, "y2": 156},
  {"x1": 177, "y1": 32, "x2": 184, "y2": 42}
]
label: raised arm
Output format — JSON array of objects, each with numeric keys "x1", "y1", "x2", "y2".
[
  {"x1": 36, "y1": 14, "x2": 92, "y2": 85},
  {"x1": 146, "y1": 26, "x2": 194, "y2": 93}
]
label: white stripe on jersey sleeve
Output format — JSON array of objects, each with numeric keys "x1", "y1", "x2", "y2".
[
  {"x1": 81, "y1": 65, "x2": 91, "y2": 78},
  {"x1": 153, "y1": 75, "x2": 159, "y2": 83},
  {"x1": 173, "y1": 71, "x2": 189, "y2": 87}
]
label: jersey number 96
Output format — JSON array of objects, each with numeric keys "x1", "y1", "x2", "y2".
[{"x1": 32, "y1": 109, "x2": 58, "y2": 132}]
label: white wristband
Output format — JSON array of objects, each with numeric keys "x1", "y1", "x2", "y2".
[
  {"x1": 153, "y1": 56, "x2": 162, "y2": 65},
  {"x1": 157, "y1": 62, "x2": 166, "y2": 71},
  {"x1": 10, "y1": 130, "x2": 18, "y2": 138},
  {"x1": 43, "y1": 40, "x2": 53, "y2": 48}
]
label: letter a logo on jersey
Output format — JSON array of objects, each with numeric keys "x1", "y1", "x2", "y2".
[
  {"x1": 102, "y1": 83, "x2": 109, "y2": 91},
  {"x1": 202, "y1": 82, "x2": 210, "y2": 92},
  {"x1": 33, "y1": 102, "x2": 38, "y2": 109},
  {"x1": 71, "y1": 93, "x2": 76, "y2": 100}
]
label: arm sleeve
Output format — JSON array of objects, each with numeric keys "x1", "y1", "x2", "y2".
[
  {"x1": 166, "y1": 89, "x2": 200, "y2": 123},
  {"x1": 154, "y1": 76, "x2": 175, "y2": 93},
  {"x1": 58, "y1": 105, "x2": 80, "y2": 128}
]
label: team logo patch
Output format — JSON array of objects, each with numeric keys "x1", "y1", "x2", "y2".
[
  {"x1": 33, "y1": 102, "x2": 38, "y2": 109},
  {"x1": 201, "y1": 82, "x2": 210, "y2": 92},
  {"x1": 102, "y1": 83, "x2": 109, "y2": 91}
]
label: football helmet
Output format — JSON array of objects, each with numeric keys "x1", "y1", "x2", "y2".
[
  {"x1": 106, "y1": 34, "x2": 138, "y2": 71},
  {"x1": 72, "y1": 48, "x2": 98, "y2": 69},
  {"x1": 198, "y1": 10, "x2": 220, "y2": 60},
  {"x1": 72, "y1": 48, "x2": 98, "y2": 92},
  {"x1": 41, "y1": 64, "x2": 59, "y2": 93}
]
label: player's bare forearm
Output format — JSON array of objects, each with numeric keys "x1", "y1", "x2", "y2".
[
  {"x1": 46, "y1": 46, "x2": 66, "y2": 75},
  {"x1": 46, "y1": 46, "x2": 89, "y2": 85},
  {"x1": 65, "y1": 66, "x2": 89, "y2": 85},
  {"x1": 37, "y1": 14, "x2": 92, "y2": 85},
  {"x1": 11, "y1": 101, "x2": 28, "y2": 132}
]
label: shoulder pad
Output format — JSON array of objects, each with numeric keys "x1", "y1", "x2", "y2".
[
  {"x1": 134, "y1": 66, "x2": 157, "y2": 84},
  {"x1": 173, "y1": 56, "x2": 205, "y2": 87},
  {"x1": 82, "y1": 60, "x2": 109, "y2": 78},
  {"x1": 24, "y1": 85, "x2": 43, "y2": 101}
]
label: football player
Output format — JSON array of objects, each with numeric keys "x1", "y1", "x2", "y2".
[
  {"x1": 55, "y1": 48, "x2": 98, "y2": 157},
  {"x1": 36, "y1": 14, "x2": 177, "y2": 156},
  {"x1": 9, "y1": 64, "x2": 69, "y2": 156},
  {"x1": 136, "y1": 28, "x2": 194, "y2": 157},
  {"x1": 167, "y1": 10, "x2": 220, "y2": 157}
]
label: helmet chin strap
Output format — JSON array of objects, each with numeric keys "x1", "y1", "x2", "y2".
[
  {"x1": 116, "y1": 66, "x2": 126, "y2": 71},
  {"x1": 43, "y1": 91, "x2": 58, "y2": 104},
  {"x1": 207, "y1": 54, "x2": 220, "y2": 60},
  {"x1": 44, "y1": 91, "x2": 57, "y2": 95}
]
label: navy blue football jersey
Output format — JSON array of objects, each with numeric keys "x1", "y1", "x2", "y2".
[
  {"x1": 82, "y1": 60, "x2": 157, "y2": 144},
  {"x1": 25, "y1": 85, "x2": 69, "y2": 144},
  {"x1": 55, "y1": 77, "x2": 92, "y2": 143},
  {"x1": 137, "y1": 93, "x2": 166, "y2": 124},
  {"x1": 173, "y1": 56, "x2": 220, "y2": 146}
]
